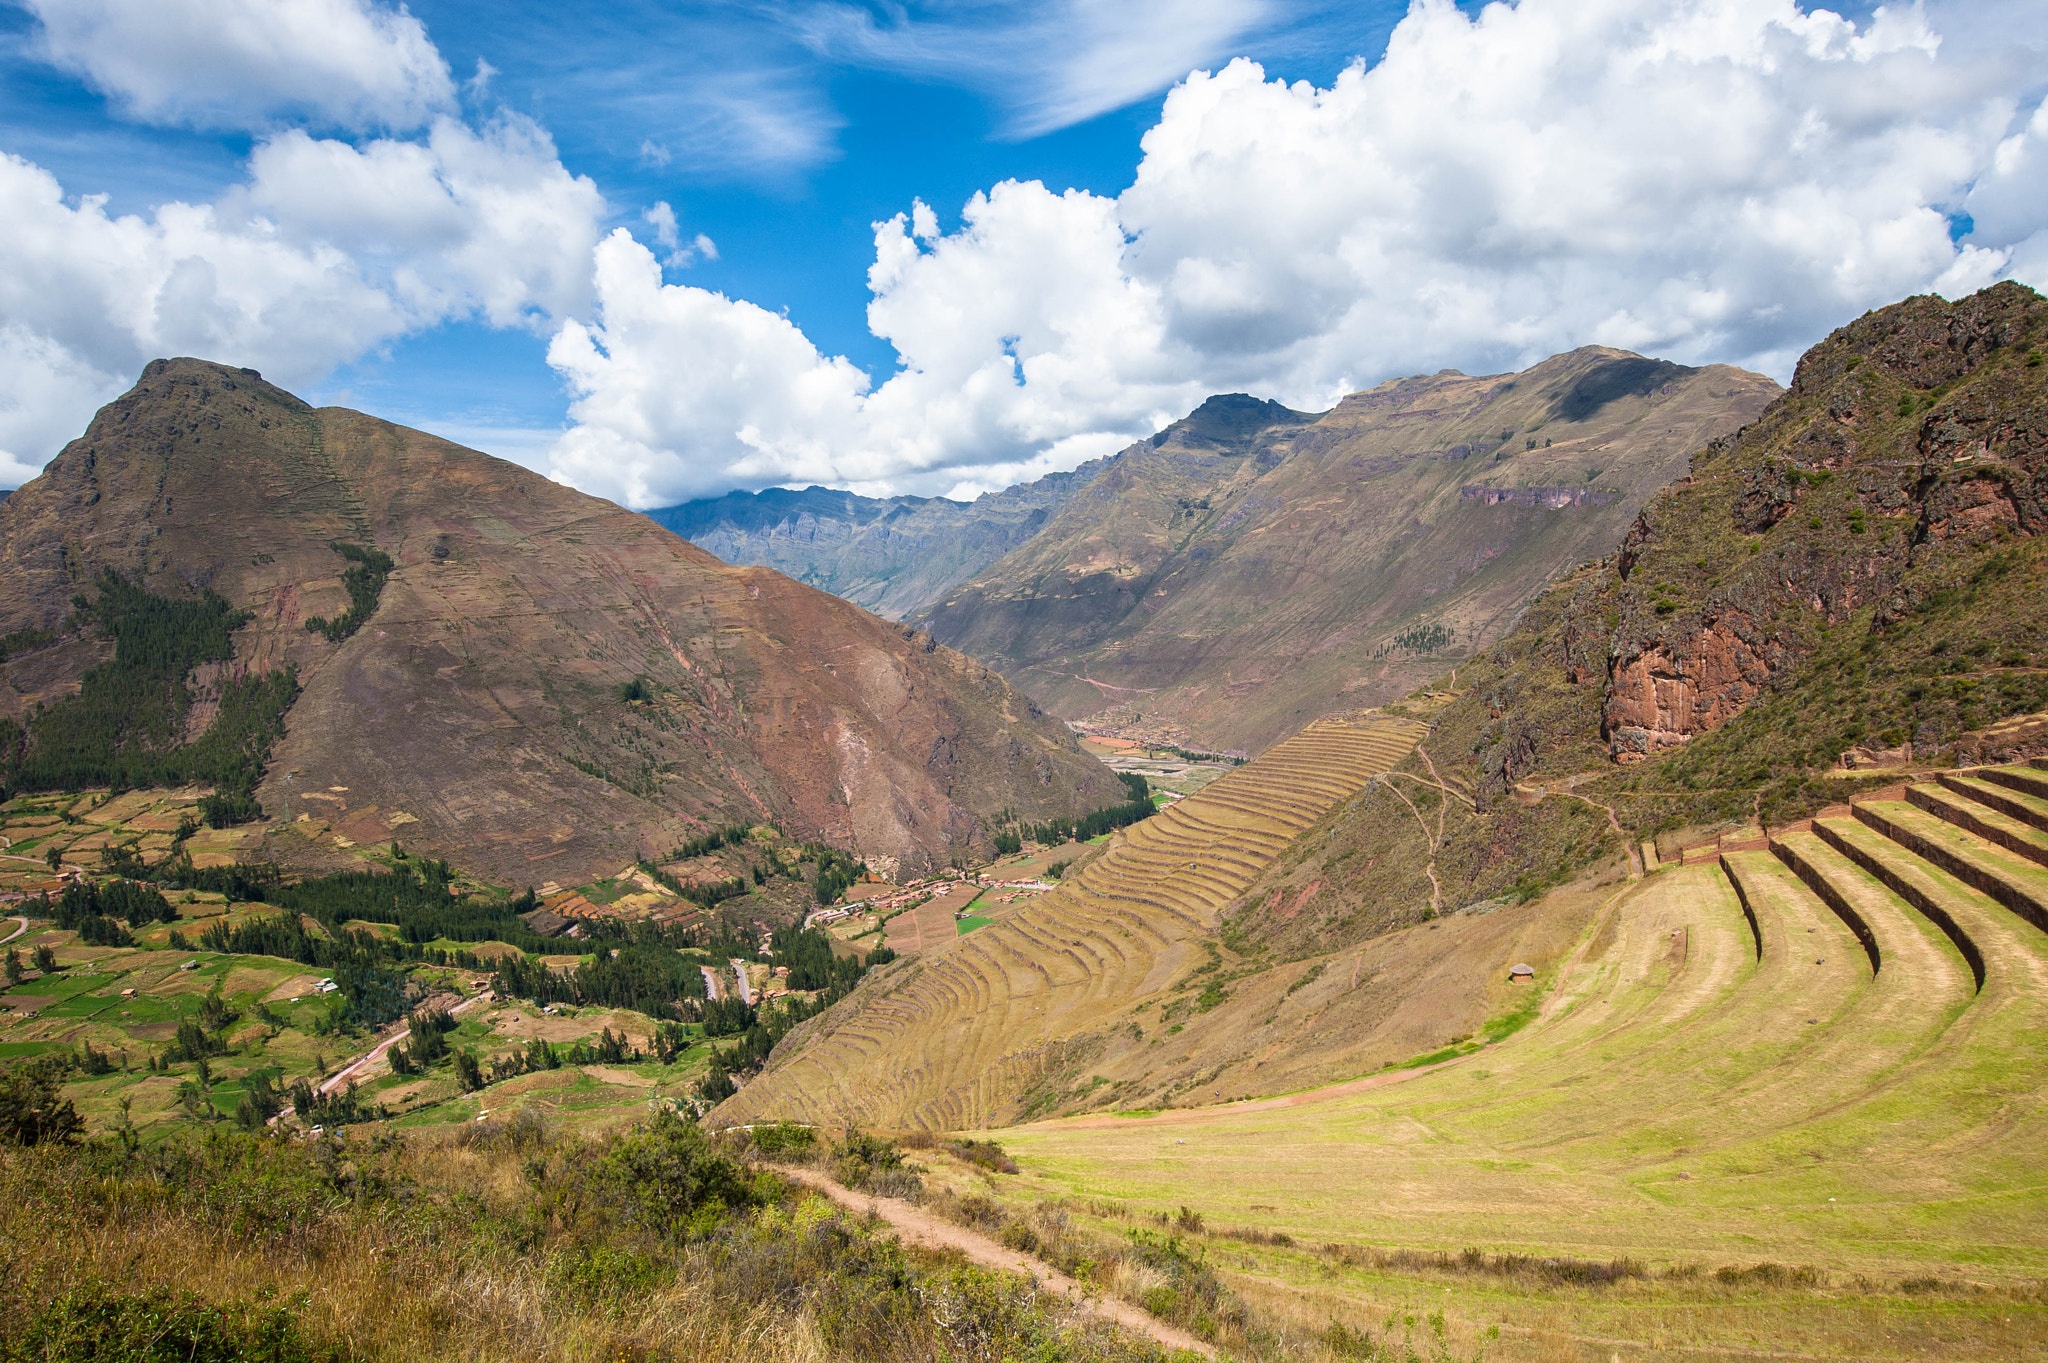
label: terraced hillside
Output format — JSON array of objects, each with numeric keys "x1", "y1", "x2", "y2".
[
  {"x1": 713, "y1": 711, "x2": 1431, "y2": 1130},
  {"x1": 975, "y1": 761, "x2": 2048, "y2": 1352}
]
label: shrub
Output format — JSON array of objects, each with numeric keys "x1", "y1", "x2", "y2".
[
  {"x1": 3, "y1": 1285, "x2": 338, "y2": 1363},
  {"x1": 946, "y1": 1137, "x2": 1020, "y2": 1175},
  {"x1": 587, "y1": 1109, "x2": 762, "y2": 1242},
  {"x1": 748, "y1": 1121, "x2": 815, "y2": 1156},
  {"x1": 0, "y1": 1059, "x2": 83, "y2": 1145}
]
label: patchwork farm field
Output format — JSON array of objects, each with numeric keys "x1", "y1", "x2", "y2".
[{"x1": 961, "y1": 763, "x2": 2048, "y2": 1359}]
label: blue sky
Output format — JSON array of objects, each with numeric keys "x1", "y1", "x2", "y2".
[
  {"x1": 0, "y1": 0, "x2": 2038, "y2": 506},
  {"x1": 0, "y1": 0, "x2": 1424, "y2": 453}
]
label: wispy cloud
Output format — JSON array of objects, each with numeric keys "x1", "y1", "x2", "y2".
[{"x1": 792, "y1": 0, "x2": 1279, "y2": 138}]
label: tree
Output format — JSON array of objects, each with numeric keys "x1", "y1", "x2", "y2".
[
  {"x1": 454, "y1": 1050, "x2": 483, "y2": 1092},
  {"x1": 0, "y1": 1060, "x2": 83, "y2": 1145},
  {"x1": 697, "y1": 1057, "x2": 736, "y2": 1104},
  {"x1": 32, "y1": 945, "x2": 56, "y2": 973},
  {"x1": 3, "y1": 948, "x2": 20, "y2": 985},
  {"x1": 234, "y1": 1071, "x2": 283, "y2": 1129}
]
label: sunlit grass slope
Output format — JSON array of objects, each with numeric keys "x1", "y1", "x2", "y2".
[{"x1": 997, "y1": 765, "x2": 2048, "y2": 1281}]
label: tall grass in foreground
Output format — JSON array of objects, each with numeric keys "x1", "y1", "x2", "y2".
[{"x1": 0, "y1": 1110, "x2": 1184, "y2": 1363}]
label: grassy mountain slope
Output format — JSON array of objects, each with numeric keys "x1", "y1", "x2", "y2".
[
  {"x1": 914, "y1": 354, "x2": 1777, "y2": 753},
  {"x1": 648, "y1": 462, "x2": 1106, "y2": 621},
  {"x1": 0, "y1": 359, "x2": 1121, "y2": 885},
  {"x1": 1232, "y1": 282, "x2": 2048, "y2": 958}
]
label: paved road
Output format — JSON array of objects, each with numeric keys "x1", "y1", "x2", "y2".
[
  {"x1": 776, "y1": 1165, "x2": 1214, "y2": 1357},
  {"x1": 730, "y1": 958, "x2": 754, "y2": 1005}
]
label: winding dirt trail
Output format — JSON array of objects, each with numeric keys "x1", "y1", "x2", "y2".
[
  {"x1": 276, "y1": 993, "x2": 489, "y2": 1123},
  {"x1": 1, "y1": 916, "x2": 26, "y2": 944},
  {"x1": 773, "y1": 1165, "x2": 1215, "y2": 1358}
]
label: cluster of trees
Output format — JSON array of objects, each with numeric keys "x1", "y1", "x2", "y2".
[
  {"x1": 38, "y1": 879, "x2": 177, "y2": 948},
  {"x1": 286, "y1": 1076, "x2": 381, "y2": 1127},
  {"x1": 385, "y1": 1007, "x2": 456, "y2": 1075},
  {"x1": 771, "y1": 923, "x2": 874, "y2": 992},
  {"x1": 494, "y1": 940, "x2": 714, "y2": 1018},
  {"x1": 478, "y1": 1027, "x2": 642, "y2": 1087},
  {"x1": 0, "y1": 572, "x2": 296, "y2": 808},
  {"x1": 3, "y1": 945, "x2": 59, "y2": 983},
  {"x1": 807, "y1": 845, "x2": 863, "y2": 905},
  {"x1": 184, "y1": 860, "x2": 555, "y2": 977},
  {"x1": 304, "y1": 542, "x2": 394, "y2": 643},
  {"x1": 1014, "y1": 773, "x2": 1155, "y2": 847},
  {"x1": 667, "y1": 824, "x2": 756, "y2": 861},
  {"x1": 696, "y1": 932, "x2": 895, "y2": 1103},
  {"x1": 144, "y1": 981, "x2": 239, "y2": 1071},
  {"x1": 0, "y1": 625, "x2": 56, "y2": 663}
]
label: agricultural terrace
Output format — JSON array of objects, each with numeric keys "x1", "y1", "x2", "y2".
[
  {"x1": 713, "y1": 712, "x2": 1432, "y2": 1131},
  {"x1": 967, "y1": 761, "x2": 2048, "y2": 1358}
]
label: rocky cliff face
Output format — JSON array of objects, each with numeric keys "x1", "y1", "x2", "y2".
[
  {"x1": 1595, "y1": 284, "x2": 2047, "y2": 762},
  {"x1": 914, "y1": 353, "x2": 1779, "y2": 753},
  {"x1": 0, "y1": 360, "x2": 1121, "y2": 884},
  {"x1": 646, "y1": 463, "x2": 1106, "y2": 621},
  {"x1": 1222, "y1": 283, "x2": 2048, "y2": 961}
]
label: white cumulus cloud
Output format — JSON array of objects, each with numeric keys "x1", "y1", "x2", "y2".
[
  {"x1": 0, "y1": 115, "x2": 603, "y2": 476},
  {"x1": 545, "y1": 0, "x2": 2048, "y2": 508},
  {"x1": 24, "y1": 0, "x2": 456, "y2": 132}
]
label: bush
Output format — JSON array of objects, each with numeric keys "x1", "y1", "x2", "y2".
[
  {"x1": 0, "y1": 1059, "x2": 83, "y2": 1145},
  {"x1": 587, "y1": 1109, "x2": 762, "y2": 1242},
  {"x1": 748, "y1": 1121, "x2": 816, "y2": 1156},
  {"x1": 2, "y1": 1285, "x2": 338, "y2": 1363}
]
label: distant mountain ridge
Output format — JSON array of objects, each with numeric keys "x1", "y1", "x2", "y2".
[
  {"x1": 646, "y1": 462, "x2": 1107, "y2": 620},
  {"x1": 911, "y1": 348, "x2": 1782, "y2": 752}
]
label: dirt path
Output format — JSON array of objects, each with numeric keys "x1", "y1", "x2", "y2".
[
  {"x1": 318, "y1": 992, "x2": 486, "y2": 1096},
  {"x1": 1, "y1": 916, "x2": 26, "y2": 944},
  {"x1": 700, "y1": 964, "x2": 724, "y2": 1001},
  {"x1": 276, "y1": 992, "x2": 487, "y2": 1123},
  {"x1": 1514, "y1": 772, "x2": 1643, "y2": 879},
  {"x1": 774, "y1": 1165, "x2": 1215, "y2": 1358}
]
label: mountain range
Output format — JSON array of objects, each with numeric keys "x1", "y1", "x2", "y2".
[
  {"x1": 0, "y1": 360, "x2": 1120, "y2": 886},
  {"x1": 720, "y1": 282, "x2": 2048, "y2": 1132},
  {"x1": 645, "y1": 462, "x2": 1105, "y2": 621},
  {"x1": 911, "y1": 349, "x2": 1780, "y2": 752}
]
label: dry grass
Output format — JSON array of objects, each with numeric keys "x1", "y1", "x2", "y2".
[
  {"x1": 715, "y1": 714, "x2": 1432, "y2": 1132},
  {"x1": 0, "y1": 1114, "x2": 1186, "y2": 1363}
]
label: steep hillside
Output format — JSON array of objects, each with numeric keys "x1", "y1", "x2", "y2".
[
  {"x1": 0, "y1": 359, "x2": 1120, "y2": 885},
  {"x1": 1232, "y1": 282, "x2": 2048, "y2": 959},
  {"x1": 914, "y1": 357, "x2": 1778, "y2": 752},
  {"x1": 712, "y1": 710, "x2": 1451, "y2": 1131},
  {"x1": 647, "y1": 462, "x2": 1105, "y2": 620}
]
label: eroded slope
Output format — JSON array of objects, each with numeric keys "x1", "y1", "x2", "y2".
[
  {"x1": 1230, "y1": 283, "x2": 2048, "y2": 961},
  {"x1": 915, "y1": 355, "x2": 1777, "y2": 752},
  {"x1": 0, "y1": 359, "x2": 1120, "y2": 884}
]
